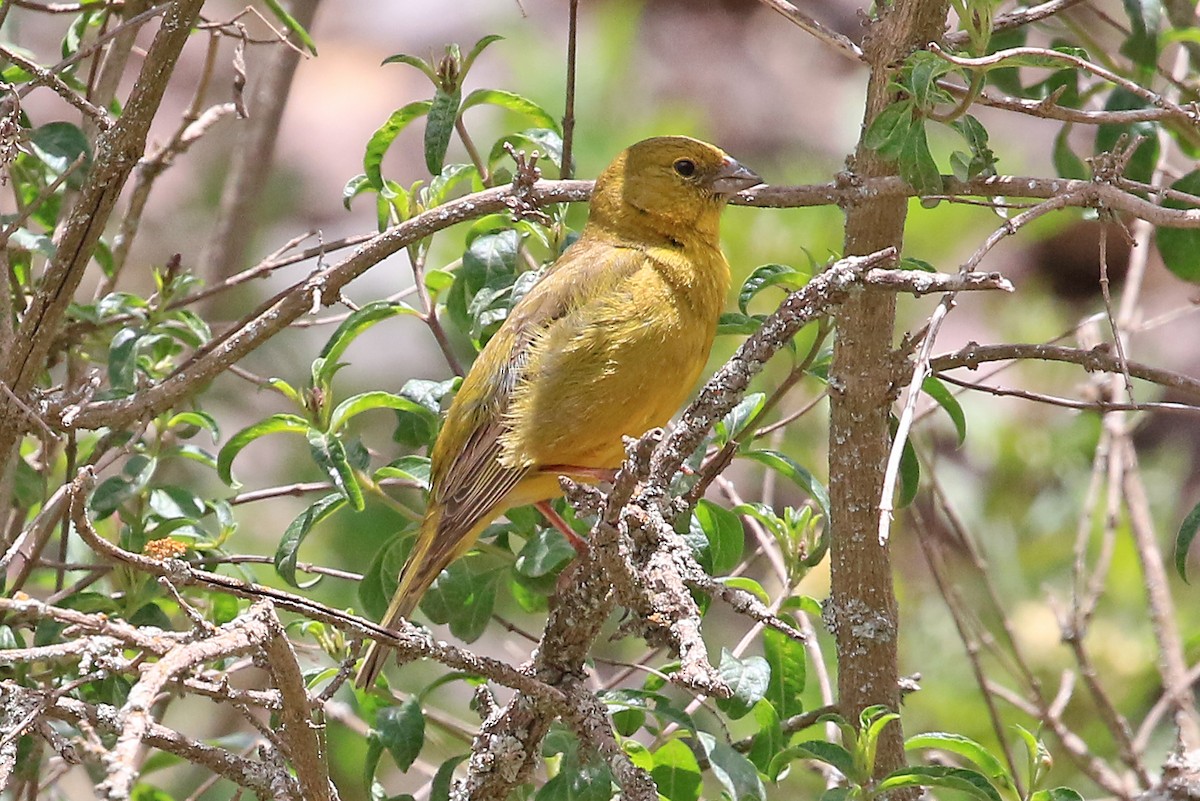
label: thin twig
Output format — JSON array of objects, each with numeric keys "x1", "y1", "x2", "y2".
[
  {"x1": 561, "y1": 0, "x2": 578, "y2": 179},
  {"x1": 754, "y1": 0, "x2": 863, "y2": 61}
]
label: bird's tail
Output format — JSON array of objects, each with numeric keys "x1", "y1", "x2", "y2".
[{"x1": 354, "y1": 505, "x2": 482, "y2": 689}]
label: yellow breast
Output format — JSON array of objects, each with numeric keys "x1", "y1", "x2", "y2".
[{"x1": 502, "y1": 242, "x2": 729, "y2": 472}]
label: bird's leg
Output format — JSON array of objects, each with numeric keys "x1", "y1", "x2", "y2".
[
  {"x1": 535, "y1": 465, "x2": 621, "y2": 553},
  {"x1": 535, "y1": 500, "x2": 589, "y2": 554}
]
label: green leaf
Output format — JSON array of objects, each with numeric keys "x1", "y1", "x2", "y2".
[
  {"x1": 714, "y1": 392, "x2": 766, "y2": 445},
  {"x1": 949, "y1": 114, "x2": 997, "y2": 179},
  {"x1": 1175, "y1": 498, "x2": 1200, "y2": 582},
  {"x1": 130, "y1": 601, "x2": 173, "y2": 630},
  {"x1": 460, "y1": 88, "x2": 560, "y2": 132},
  {"x1": 462, "y1": 34, "x2": 504, "y2": 75},
  {"x1": 393, "y1": 377, "x2": 456, "y2": 447},
  {"x1": 770, "y1": 741, "x2": 856, "y2": 782},
  {"x1": 715, "y1": 650, "x2": 771, "y2": 720},
  {"x1": 897, "y1": 424, "x2": 920, "y2": 508},
  {"x1": 217, "y1": 414, "x2": 311, "y2": 485},
  {"x1": 1155, "y1": 170, "x2": 1200, "y2": 283},
  {"x1": 375, "y1": 698, "x2": 425, "y2": 771},
  {"x1": 1119, "y1": 0, "x2": 1161, "y2": 68},
  {"x1": 488, "y1": 128, "x2": 565, "y2": 170},
  {"x1": 130, "y1": 785, "x2": 174, "y2": 801},
  {"x1": 1052, "y1": 126, "x2": 1088, "y2": 180},
  {"x1": 164, "y1": 410, "x2": 219, "y2": 440},
  {"x1": 899, "y1": 256, "x2": 937, "y2": 272},
  {"x1": 210, "y1": 594, "x2": 239, "y2": 626},
  {"x1": 364, "y1": 101, "x2": 433, "y2": 190},
  {"x1": 315, "y1": 300, "x2": 419, "y2": 389},
  {"x1": 862, "y1": 707, "x2": 901, "y2": 776},
  {"x1": 448, "y1": 229, "x2": 522, "y2": 333},
  {"x1": 148, "y1": 486, "x2": 206, "y2": 520},
  {"x1": 30, "y1": 121, "x2": 92, "y2": 184},
  {"x1": 922, "y1": 376, "x2": 966, "y2": 445},
  {"x1": 89, "y1": 455, "x2": 157, "y2": 518},
  {"x1": 696, "y1": 732, "x2": 767, "y2": 801},
  {"x1": 421, "y1": 563, "x2": 502, "y2": 642},
  {"x1": 381, "y1": 52, "x2": 438, "y2": 82},
  {"x1": 719, "y1": 575, "x2": 771, "y2": 605},
  {"x1": 899, "y1": 119, "x2": 943, "y2": 196},
  {"x1": 429, "y1": 754, "x2": 468, "y2": 801},
  {"x1": 1031, "y1": 788, "x2": 1085, "y2": 801},
  {"x1": 731, "y1": 501, "x2": 785, "y2": 541},
  {"x1": 358, "y1": 531, "x2": 414, "y2": 620},
  {"x1": 402, "y1": 377, "x2": 458, "y2": 414},
  {"x1": 717, "y1": 311, "x2": 764, "y2": 336},
  {"x1": 1013, "y1": 723, "x2": 1052, "y2": 788},
  {"x1": 878, "y1": 766, "x2": 1004, "y2": 801},
  {"x1": 424, "y1": 86, "x2": 461, "y2": 175},
  {"x1": 515, "y1": 528, "x2": 576, "y2": 578},
  {"x1": 427, "y1": 162, "x2": 481, "y2": 206},
  {"x1": 738, "y1": 263, "x2": 806, "y2": 314},
  {"x1": 275, "y1": 494, "x2": 347, "y2": 589},
  {"x1": 747, "y1": 700, "x2": 784, "y2": 774},
  {"x1": 6, "y1": 227, "x2": 55, "y2": 257},
  {"x1": 763, "y1": 625, "x2": 806, "y2": 722},
  {"x1": 651, "y1": 738, "x2": 702, "y2": 801},
  {"x1": 907, "y1": 50, "x2": 954, "y2": 108},
  {"x1": 329, "y1": 391, "x2": 428, "y2": 433},
  {"x1": 691, "y1": 500, "x2": 744, "y2": 575},
  {"x1": 262, "y1": 0, "x2": 318, "y2": 55},
  {"x1": 307, "y1": 430, "x2": 365, "y2": 511},
  {"x1": 107, "y1": 327, "x2": 141, "y2": 393},
  {"x1": 864, "y1": 100, "x2": 915, "y2": 161},
  {"x1": 342, "y1": 173, "x2": 371, "y2": 210},
  {"x1": 535, "y1": 749, "x2": 614, "y2": 801},
  {"x1": 741, "y1": 449, "x2": 830, "y2": 519},
  {"x1": 375, "y1": 455, "x2": 433, "y2": 491},
  {"x1": 906, "y1": 732, "x2": 1013, "y2": 788}
]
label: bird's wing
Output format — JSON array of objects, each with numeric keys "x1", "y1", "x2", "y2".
[{"x1": 433, "y1": 238, "x2": 645, "y2": 535}]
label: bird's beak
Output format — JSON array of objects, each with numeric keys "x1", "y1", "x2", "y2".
[{"x1": 710, "y1": 157, "x2": 762, "y2": 196}]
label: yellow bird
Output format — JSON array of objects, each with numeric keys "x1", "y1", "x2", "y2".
[{"x1": 356, "y1": 136, "x2": 760, "y2": 688}]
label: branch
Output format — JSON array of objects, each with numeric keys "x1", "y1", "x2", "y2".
[
  {"x1": 100, "y1": 599, "x2": 294, "y2": 801},
  {"x1": 37, "y1": 173, "x2": 1200, "y2": 435},
  {"x1": 930, "y1": 342, "x2": 1200, "y2": 400},
  {"x1": 0, "y1": 44, "x2": 114, "y2": 126},
  {"x1": 259, "y1": 609, "x2": 335, "y2": 801},
  {"x1": 943, "y1": 0, "x2": 1090, "y2": 45},
  {"x1": 928, "y1": 43, "x2": 1199, "y2": 126},
  {"x1": 45, "y1": 179, "x2": 592, "y2": 432},
  {"x1": 198, "y1": 0, "x2": 320, "y2": 286},
  {"x1": 46, "y1": 693, "x2": 286, "y2": 800},
  {"x1": 753, "y1": 0, "x2": 864, "y2": 62},
  {"x1": 0, "y1": 0, "x2": 206, "y2": 461},
  {"x1": 65, "y1": 469, "x2": 565, "y2": 703}
]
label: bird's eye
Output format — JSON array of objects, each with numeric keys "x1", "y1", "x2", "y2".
[{"x1": 673, "y1": 159, "x2": 697, "y2": 177}]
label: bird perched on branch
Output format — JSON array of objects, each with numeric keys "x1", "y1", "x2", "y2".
[{"x1": 356, "y1": 136, "x2": 761, "y2": 689}]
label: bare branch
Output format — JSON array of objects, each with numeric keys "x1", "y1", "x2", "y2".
[
  {"x1": 0, "y1": 44, "x2": 114, "y2": 127},
  {"x1": 260, "y1": 612, "x2": 335, "y2": 801},
  {"x1": 943, "y1": 0, "x2": 1090, "y2": 44},
  {"x1": 754, "y1": 0, "x2": 864, "y2": 62},
  {"x1": 47, "y1": 693, "x2": 287, "y2": 800},
  {"x1": 930, "y1": 342, "x2": 1200, "y2": 399}
]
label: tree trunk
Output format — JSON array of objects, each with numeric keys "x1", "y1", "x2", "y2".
[{"x1": 828, "y1": 0, "x2": 949, "y2": 780}]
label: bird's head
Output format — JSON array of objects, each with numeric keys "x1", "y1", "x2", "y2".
[{"x1": 588, "y1": 136, "x2": 762, "y2": 245}]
